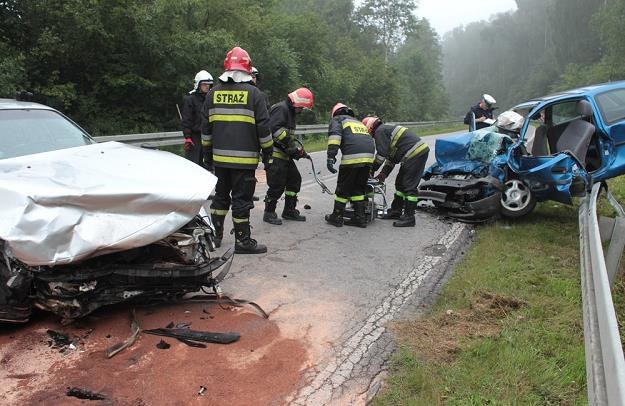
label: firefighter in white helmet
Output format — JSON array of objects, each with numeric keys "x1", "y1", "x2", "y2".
[{"x1": 182, "y1": 70, "x2": 213, "y2": 168}]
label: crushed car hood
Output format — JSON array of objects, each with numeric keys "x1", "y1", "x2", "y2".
[
  {"x1": 428, "y1": 130, "x2": 513, "y2": 179},
  {"x1": 0, "y1": 142, "x2": 216, "y2": 266}
]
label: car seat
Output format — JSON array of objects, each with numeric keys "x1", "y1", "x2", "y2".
[{"x1": 554, "y1": 100, "x2": 595, "y2": 164}]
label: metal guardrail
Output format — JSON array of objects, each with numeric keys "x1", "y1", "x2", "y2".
[
  {"x1": 579, "y1": 182, "x2": 625, "y2": 405},
  {"x1": 94, "y1": 120, "x2": 463, "y2": 147}
]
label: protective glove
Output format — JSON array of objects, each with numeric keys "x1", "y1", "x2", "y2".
[
  {"x1": 262, "y1": 153, "x2": 272, "y2": 171},
  {"x1": 183, "y1": 137, "x2": 195, "y2": 152},
  {"x1": 326, "y1": 158, "x2": 337, "y2": 174},
  {"x1": 375, "y1": 172, "x2": 387, "y2": 183},
  {"x1": 294, "y1": 148, "x2": 307, "y2": 160}
]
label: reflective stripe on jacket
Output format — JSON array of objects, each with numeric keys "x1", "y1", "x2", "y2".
[
  {"x1": 373, "y1": 124, "x2": 429, "y2": 174},
  {"x1": 201, "y1": 82, "x2": 272, "y2": 169},
  {"x1": 327, "y1": 116, "x2": 375, "y2": 166},
  {"x1": 269, "y1": 99, "x2": 297, "y2": 161}
]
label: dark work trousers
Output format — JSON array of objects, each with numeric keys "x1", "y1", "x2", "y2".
[
  {"x1": 395, "y1": 151, "x2": 429, "y2": 199},
  {"x1": 211, "y1": 167, "x2": 257, "y2": 220},
  {"x1": 335, "y1": 165, "x2": 372, "y2": 202},
  {"x1": 266, "y1": 158, "x2": 302, "y2": 202},
  {"x1": 184, "y1": 133, "x2": 203, "y2": 166}
]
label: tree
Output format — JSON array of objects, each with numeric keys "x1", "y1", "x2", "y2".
[{"x1": 356, "y1": 0, "x2": 419, "y2": 63}]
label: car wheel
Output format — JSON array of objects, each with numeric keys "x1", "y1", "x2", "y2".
[{"x1": 500, "y1": 179, "x2": 536, "y2": 218}]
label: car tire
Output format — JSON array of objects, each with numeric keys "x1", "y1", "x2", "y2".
[{"x1": 500, "y1": 179, "x2": 536, "y2": 218}]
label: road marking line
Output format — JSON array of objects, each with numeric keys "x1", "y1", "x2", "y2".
[{"x1": 292, "y1": 222, "x2": 466, "y2": 405}]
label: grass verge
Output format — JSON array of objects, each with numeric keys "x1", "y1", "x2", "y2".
[
  {"x1": 375, "y1": 176, "x2": 625, "y2": 405},
  {"x1": 375, "y1": 203, "x2": 588, "y2": 404}
]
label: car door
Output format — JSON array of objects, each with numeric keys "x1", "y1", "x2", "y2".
[
  {"x1": 590, "y1": 86, "x2": 625, "y2": 181},
  {"x1": 507, "y1": 99, "x2": 590, "y2": 205}
]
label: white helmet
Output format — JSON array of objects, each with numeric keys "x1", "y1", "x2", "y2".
[
  {"x1": 496, "y1": 110, "x2": 524, "y2": 133},
  {"x1": 190, "y1": 70, "x2": 213, "y2": 93},
  {"x1": 482, "y1": 93, "x2": 496, "y2": 107}
]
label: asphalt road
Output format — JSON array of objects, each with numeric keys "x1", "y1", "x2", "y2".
[{"x1": 216, "y1": 131, "x2": 472, "y2": 404}]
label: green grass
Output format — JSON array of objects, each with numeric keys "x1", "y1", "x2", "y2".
[
  {"x1": 375, "y1": 175, "x2": 625, "y2": 405},
  {"x1": 374, "y1": 202, "x2": 590, "y2": 405},
  {"x1": 411, "y1": 123, "x2": 467, "y2": 137}
]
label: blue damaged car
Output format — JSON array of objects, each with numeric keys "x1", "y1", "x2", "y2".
[{"x1": 418, "y1": 81, "x2": 625, "y2": 221}]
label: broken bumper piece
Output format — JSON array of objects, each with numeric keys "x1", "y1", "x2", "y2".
[{"x1": 419, "y1": 176, "x2": 503, "y2": 221}]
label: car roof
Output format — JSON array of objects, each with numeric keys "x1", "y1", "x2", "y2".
[
  {"x1": 0, "y1": 98, "x2": 57, "y2": 111},
  {"x1": 523, "y1": 81, "x2": 625, "y2": 104}
]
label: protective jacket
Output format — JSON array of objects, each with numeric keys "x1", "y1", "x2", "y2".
[
  {"x1": 327, "y1": 116, "x2": 375, "y2": 167},
  {"x1": 181, "y1": 91, "x2": 206, "y2": 136},
  {"x1": 372, "y1": 124, "x2": 429, "y2": 176},
  {"x1": 201, "y1": 81, "x2": 273, "y2": 170},
  {"x1": 268, "y1": 99, "x2": 300, "y2": 161}
]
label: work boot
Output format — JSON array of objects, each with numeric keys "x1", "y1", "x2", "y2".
[
  {"x1": 325, "y1": 201, "x2": 345, "y2": 227},
  {"x1": 344, "y1": 201, "x2": 367, "y2": 228},
  {"x1": 263, "y1": 198, "x2": 282, "y2": 225},
  {"x1": 233, "y1": 221, "x2": 267, "y2": 254},
  {"x1": 393, "y1": 200, "x2": 417, "y2": 227},
  {"x1": 282, "y1": 195, "x2": 306, "y2": 221},
  {"x1": 381, "y1": 195, "x2": 403, "y2": 220},
  {"x1": 211, "y1": 213, "x2": 225, "y2": 248}
]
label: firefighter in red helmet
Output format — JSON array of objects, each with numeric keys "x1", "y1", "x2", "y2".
[
  {"x1": 263, "y1": 87, "x2": 314, "y2": 225},
  {"x1": 325, "y1": 103, "x2": 376, "y2": 228},
  {"x1": 201, "y1": 46, "x2": 273, "y2": 254},
  {"x1": 362, "y1": 116, "x2": 430, "y2": 227}
]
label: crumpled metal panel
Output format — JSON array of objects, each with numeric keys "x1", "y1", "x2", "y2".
[{"x1": 0, "y1": 142, "x2": 217, "y2": 266}]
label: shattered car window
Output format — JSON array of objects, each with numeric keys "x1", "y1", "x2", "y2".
[
  {"x1": 0, "y1": 109, "x2": 93, "y2": 159},
  {"x1": 466, "y1": 130, "x2": 514, "y2": 163}
]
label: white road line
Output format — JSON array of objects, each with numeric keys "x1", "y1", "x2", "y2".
[{"x1": 291, "y1": 222, "x2": 466, "y2": 405}]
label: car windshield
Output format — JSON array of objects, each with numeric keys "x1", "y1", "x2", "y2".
[
  {"x1": 0, "y1": 109, "x2": 93, "y2": 159},
  {"x1": 595, "y1": 88, "x2": 625, "y2": 125}
]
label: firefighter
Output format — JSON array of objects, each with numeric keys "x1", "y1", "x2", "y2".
[
  {"x1": 182, "y1": 70, "x2": 213, "y2": 168},
  {"x1": 250, "y1": 66, "x2": 271, "y2": 113},
  {"x1": 263, "y1": 88, "x2": 314, "y2": 225},
  {"x1": 362, "y1": 116, "x2": 430, "y2": 227},
  {"x1": 325, "y1": 103, "x2": 376, "y2": 228},
  {"x1": 464, "y1": 94, "x2": 497, "y2": 130},
  {"x1": 201, "y1": 47, "x2": 273, "y2": 254}
]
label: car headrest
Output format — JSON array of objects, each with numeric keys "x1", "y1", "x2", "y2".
[{"x1": 577, "y1": 100, "x2": 593, "y2": 118}]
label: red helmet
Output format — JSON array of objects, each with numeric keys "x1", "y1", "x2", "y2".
[
  {"x1": 362, "y1": 116, "x2": 381, "y2": 134},
  {"x1": 223, "y1": 47, "x2": 252, "y2": 73},
  {"x1": 331, "y1": 102, "x2": 354, "y2": 117},
  {"x1": 288, "y1": 88, "x2": 314, "y2": 109}
]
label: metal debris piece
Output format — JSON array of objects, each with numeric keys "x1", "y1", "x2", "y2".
[
  {"x1": 46, "y1": 330, "x2": 77, "y2": 352},
  {"x1": 198, "y1": 386, "x2": 207, "y2": 396},
  {"x1": 66, "y1": 387, "x2": 106, "y2": 400},
  {"x1": 106, "y1": 309, "x2": 140, "y2": 358},
  {"x1": 156, "y1": 340, "x2": 170, "y2": 349},
  {"x1": 187, "y1": 294, "x2": 269, "y2": 319},
  {"x1": 143, "y1": 328, "x2": 240, "y2": 345}
]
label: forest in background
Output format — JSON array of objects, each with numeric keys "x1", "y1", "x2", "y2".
[
  {"x1": 2, "y1": 0, "x2": 625, "y2": 136},
  {"x1": 443, "y1": 0, "x2": 625, "y2": 116},
  {"x1": 0, "y1": 0, "x2": 446, "y2": 135}
]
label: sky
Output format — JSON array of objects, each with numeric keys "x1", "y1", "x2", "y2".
[{"x1": 418, "y1": 0, "x2": 518, "y2": 37}]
